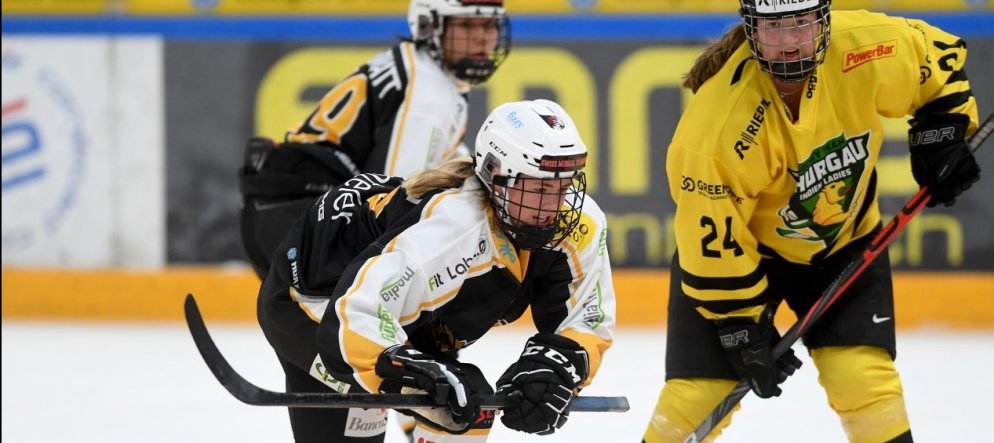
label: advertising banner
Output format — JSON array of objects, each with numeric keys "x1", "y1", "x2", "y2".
[
  {"x1": 4, "y1": 0, "x2": 990, "y2": 15},
  {"x1": 164, "y1": 39, "x2": 994, "y2": 270},
  {"x1": 1, "y1": 37, "x2": 165, "y2": 268}
]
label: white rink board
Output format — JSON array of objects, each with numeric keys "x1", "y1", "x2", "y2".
[
  {"x1": 1, "y1": 37, "x2": 164, "y2": 268},
  {"x1": 2, "y1": 324, "x2": 990, "y2": 442}
]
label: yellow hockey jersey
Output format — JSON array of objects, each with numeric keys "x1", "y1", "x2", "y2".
[{"x1": 666, "y1": 10, "x2": 979, "y2": 321}]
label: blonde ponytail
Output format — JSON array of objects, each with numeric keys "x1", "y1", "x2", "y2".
[{"x1": 402, "y1": 157, "x2": 478, "y2": 199}]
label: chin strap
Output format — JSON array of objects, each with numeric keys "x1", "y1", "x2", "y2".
[{"x1": 450, "y1": 57, "x2": 497, "y2": 84}]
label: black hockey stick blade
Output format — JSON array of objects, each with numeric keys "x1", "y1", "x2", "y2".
[
  {"x1": 684, "y1": 112, "x2": 994, "y2": 443},
  {"x1": 184, "y1": 294, "x2": 629, "y2": 412}
]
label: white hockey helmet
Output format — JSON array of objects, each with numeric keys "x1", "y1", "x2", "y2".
[
  {"x1": 407, "y1": 0, "x2": 510, "y2": 84},
  {"x1": 474, "y1": 99, "x2": 588, "y2": 250},
  {"x1": 739, "y1": 0, "x2": 831, "y2": 82}
]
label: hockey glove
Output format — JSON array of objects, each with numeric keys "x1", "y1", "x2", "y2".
[
  {"x1": 375, "y1": 345, "x2": 480, "y2": 433},
  {"x1": 717, "y1": 318, "x2": 802, "y2": 399},
  {"x1": 495, "y1": 333, "x2": 590, "y2": 435},
  {"x1": 909, "y1": 113, "x2": 981, "y2": 207}
]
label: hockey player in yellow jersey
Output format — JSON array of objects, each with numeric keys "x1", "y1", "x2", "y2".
[{"x1": 644, "y1": 1, "x2": 981, "y2": 442}]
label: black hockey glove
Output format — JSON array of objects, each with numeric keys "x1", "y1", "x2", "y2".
[
  {"x1": 375, "y1": 345, "x2": 480, "y2": 433},
  {"x1": 909, "y1": 113, "x2": 981, "y2": 207},
  {"x1": 495, "y1": 333, "x2": 590, "y2": 435},
  {"x1": 717, "y1": 318, "x2": 802, "y2": 399}
]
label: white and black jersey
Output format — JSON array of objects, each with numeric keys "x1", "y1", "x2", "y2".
[
  {"x1": 240, "y1": 41, "x2": 473, "y2": 279},
  {"x1": 258, "y1": 174, "x2": 616, "y2": 396},
  {"x1": 286, "y1": 41, "x2": 471, "y2": 177}
]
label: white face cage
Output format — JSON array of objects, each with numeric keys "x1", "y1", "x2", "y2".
[
  {"x1": 473, "y1": 99, "x2": 588, "y2": 250},
  {"x1": 487, "y1": 174, "x2": 587, "y2": 250},
  {"x1": 408, "y1": 0, "x2": 510, "y2": 84},
  {"x1": 740, "y1": 0, "x2": 831, "y2": 83}
]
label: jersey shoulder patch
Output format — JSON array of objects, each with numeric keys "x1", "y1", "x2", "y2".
[{"x1": 561, "y1": 197, "x2": 607, "y2": 254}]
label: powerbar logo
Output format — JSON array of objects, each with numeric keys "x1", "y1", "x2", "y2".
[{"x1": 842, "y1": 40, "x2": 897, "y2": 73}]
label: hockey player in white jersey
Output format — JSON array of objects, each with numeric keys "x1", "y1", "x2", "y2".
[
  {"x1": 240, "y1": 0, "x2": 510, "y2": 279},
  {"x1": 257, "y1": 99, "x2": 617, "y2": 442}
]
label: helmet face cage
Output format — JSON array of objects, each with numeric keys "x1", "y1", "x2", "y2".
[
  {"x1": 409, "y1": 0, "x2": 510, "y2": 84},
  {"x1": 740, "y1": 0, "x2": 831, "y2": 83},
  {"x1": 489, "y1": 172, "x2": 587, "y2": 251},
  {"x1": 473, "y1": 99, "x2": 589, "y2": 250}
]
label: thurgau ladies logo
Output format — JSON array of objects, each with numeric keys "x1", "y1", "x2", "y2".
[{"x1": 777, "y1": 132, "x2": 869, "y2": 244}]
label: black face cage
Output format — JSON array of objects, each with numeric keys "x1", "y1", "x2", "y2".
[
  {"x1": 741, "y1": 2, "x2": 831, "y2": 83},
  {"x1": 443, "y1": 14, "x2": 510, "y2": 84},
  {"x1": 489, "y1": 173, "x2": 586, "y2": 251}
]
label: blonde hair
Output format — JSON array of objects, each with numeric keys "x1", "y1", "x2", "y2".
[
  {"x1": 683, "y1": 24, "x2": 747, "y2": 93},
  {"x1": 402, "y1": 157, "x2": 486, "y2": 203}
]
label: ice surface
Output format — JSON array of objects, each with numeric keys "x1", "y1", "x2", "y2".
[{"x1": 3, "y1": 322, "x2": 990, "y2": 442}]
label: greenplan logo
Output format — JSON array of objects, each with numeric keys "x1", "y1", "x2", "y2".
[{"x1": 778, "y1": 131, "x2": 869, "y2": 244}]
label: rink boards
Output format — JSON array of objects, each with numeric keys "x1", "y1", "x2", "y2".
[{"x1": 3, "y1": 267, "x2": 992, "y2": 329}]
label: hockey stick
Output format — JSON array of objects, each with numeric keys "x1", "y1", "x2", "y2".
[
  {"x1": 184, "y1": 294, "x2": 630, "y2": 412},
  {"x1": 685, "y1": 112, "x2": 994, "y2": 443}
]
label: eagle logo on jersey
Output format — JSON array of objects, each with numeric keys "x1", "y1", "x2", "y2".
[{"x1": 777, "y1": 131, "x2": 870, "y2": 244}]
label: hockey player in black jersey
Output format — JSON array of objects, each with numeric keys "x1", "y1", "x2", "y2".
[
  {"x1": 257, "y1": 99, "x2": 616, "y2": 442},
  {"x1": 240, "y1": 0, "x2": 510, "y2": 279}
]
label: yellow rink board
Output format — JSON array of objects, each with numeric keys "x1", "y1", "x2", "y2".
[{"x1": 2, "y1": 267, "x2": 992, "y2": 329}]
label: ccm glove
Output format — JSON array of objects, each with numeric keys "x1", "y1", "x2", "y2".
[
  {"x1": 496, "y1": 333, "x2": 590, "y2": 435},
  {"x1": 375, "y1": 345, "x2": 480, "y2": 433},
  {"x1": 909, "y1": 113, "x2": 981, "y2": 207},
  {"x1": 717, "y1": 318, "x2": 802, "y2": 399}
]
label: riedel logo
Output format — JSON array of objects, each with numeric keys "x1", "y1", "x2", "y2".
[
  {"x1": 842, "y1": 40, "x2": 897, "y2": 73},
  {"x1": 755, "y1": 0, "x2": 818, "y2": 14}
]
